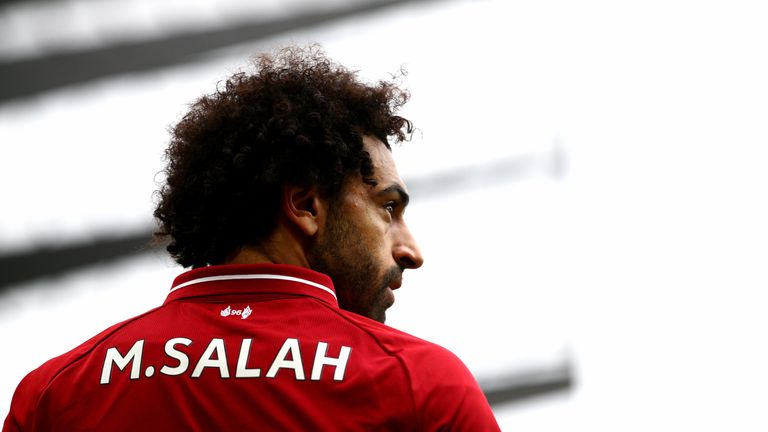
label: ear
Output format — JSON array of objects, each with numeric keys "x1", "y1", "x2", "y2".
[{"x1": 281, "y1": 185, "x2": 323, "y2": 237}]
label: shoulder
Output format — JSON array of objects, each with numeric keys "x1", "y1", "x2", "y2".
[
  {"x1": 4, "y1": 308, "x2": 161, "y2": 429},
  {"x1": 333, "y1": 311, "x2": 500, "y2": 431},
  {"x1": 327, "y1": 310, "x2": 477, "y2": 390}
]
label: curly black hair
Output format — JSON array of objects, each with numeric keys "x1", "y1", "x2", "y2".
[{"x1": 153, "y1": 45, "x2": 413, "y2": 268}]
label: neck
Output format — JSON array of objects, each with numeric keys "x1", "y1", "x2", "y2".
[{"x1": 226, "y1": 227, "x2": 311, "y2": 268}]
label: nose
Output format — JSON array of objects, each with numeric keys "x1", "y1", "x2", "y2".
[{"x1": 393, "y1": 224, "x2": 424, "y2": 270}]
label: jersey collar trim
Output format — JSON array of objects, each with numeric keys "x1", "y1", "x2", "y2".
[{"x1": 166, "y1": 263, "x2": 337, "y2": 306}]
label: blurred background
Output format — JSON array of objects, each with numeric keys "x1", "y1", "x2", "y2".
[{"x1": 2, "y1": 0, "x2": 768, "y2": 429}]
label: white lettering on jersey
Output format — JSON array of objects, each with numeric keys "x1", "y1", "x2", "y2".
[
  {"x1": 191, "y1": 338, "x2": 230, "y2": 378},
  {"x1": 100, "y1": 340, "x2": 144, "y2": 384},
  {"x1": 311, "y1": 342, "x2": 352, "y2": 381},
  {"x1": 99, "y1": 337, "x2": 351, "y2": 383},
  {"x1": 266, "y1": 338, "x2": 305, "y2": 380},
  {"x1": 236, "y1": 338, "x2": 261, "y2": 378},
  {"x1": 160, "y1": 337, "x2": 192, "y2": 376}
]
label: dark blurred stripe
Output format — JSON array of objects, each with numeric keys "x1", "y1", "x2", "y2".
[
  {"x1": 0, "y1": 0, "x2": 432, "y2": 104},
  {"x1": 479, "y1": 363, "x2": 574, "y2": 406},
  {"x1": 0, "y1": 233, "x2": 156, "y2": 289}
]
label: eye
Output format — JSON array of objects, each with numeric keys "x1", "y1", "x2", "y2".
[{"x1": 384, "y1": 202, "x2": 396, "y2": 215}]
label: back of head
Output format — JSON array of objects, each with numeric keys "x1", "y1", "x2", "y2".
[{"x1": 153, "y1": 45, "x2": 413, "y2": 268}]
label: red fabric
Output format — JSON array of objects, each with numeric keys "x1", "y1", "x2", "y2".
[{"x1": 4, "y1": 264, "x2": 499, "y2": 431}]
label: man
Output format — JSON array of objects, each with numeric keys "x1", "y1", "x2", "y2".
[{"x1": 4, "y1": 45, "x2": 500, "y2": 431}]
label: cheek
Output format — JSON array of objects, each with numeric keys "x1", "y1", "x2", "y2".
[
  {"x1": 356, "y1": 208, "x2": 389, "y2": 240},
  {"x1": 372, "y1": 221, "x2": 396, "y2": 255}
]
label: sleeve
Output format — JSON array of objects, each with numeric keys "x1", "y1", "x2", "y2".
[
  {"x1": 410, "y1": 345, "x2": 501, "y2": 431},
  {"x1": 3, "y1": 369, "x2": 45, "y2": 432},
  {"x1": 3, "y1": 352, "x2": 72, "y2": 432},
  {"x1": 2, "y1": 410, "x2": 21, "y2": 432}
]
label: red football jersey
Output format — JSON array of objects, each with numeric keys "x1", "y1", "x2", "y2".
[{"x1": 4, "y1": 263, "x2": 500, "y2": 431}]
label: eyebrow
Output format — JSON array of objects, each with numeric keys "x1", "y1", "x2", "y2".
[{"x1": 377, "y1": 184, "x2": 410, "y2": 207}]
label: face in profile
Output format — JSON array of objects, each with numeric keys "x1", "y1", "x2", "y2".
[{"x1": 309, "y1": 136, "x2": 424, "y2": 323}]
